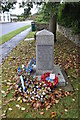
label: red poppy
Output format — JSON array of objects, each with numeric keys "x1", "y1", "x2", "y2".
[{"x1": 41, "y1": 72, "x2": 58, "y2": 88}]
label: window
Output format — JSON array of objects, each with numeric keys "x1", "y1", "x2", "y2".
[
  {"x1": 0, "y1": 16, "x2": 1, "y2": 21},
  {"x1": 7, "y1": 16, "x2": 9, "y2": 21},
  {"x1": 3, "y1": 16, "x2": 5, "y2": 21}
]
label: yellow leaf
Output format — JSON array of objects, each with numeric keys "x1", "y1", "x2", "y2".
[
  {"x1": 20, "y1": 99, "x2": 22, "y2": 104},
  {"x1": 55, "y1": 100, "x2": 59, "y2": 104},
  {"x1": 51, "y1": 111, "x2": 56, "y2": 118}
]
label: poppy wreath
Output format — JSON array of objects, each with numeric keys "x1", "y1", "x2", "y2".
[{"x1": 41, "y1": 72, "x2": 58, "y2": 88}]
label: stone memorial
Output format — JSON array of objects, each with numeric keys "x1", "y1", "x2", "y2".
[
  {"x1": 36, "y1": 29, "x2": 66, "y2": 86},
  {"x1": 36, "y1": 29, "x2": 54, "y2": 75}
]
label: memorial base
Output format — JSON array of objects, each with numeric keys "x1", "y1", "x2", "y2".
[
  {"x1": 54, "y1": 65, "x2": 66, "y2": 86},
  {"x1": 33, "y1": 65, "x2": 67, "y2": 87}
]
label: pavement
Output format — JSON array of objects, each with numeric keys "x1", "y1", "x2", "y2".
[{"x1": 0, "y1": 27, "x2": 31, "y2": 64}]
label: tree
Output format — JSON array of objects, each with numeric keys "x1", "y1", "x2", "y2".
[
  {"x1": 0, "y1": 0, "x2": 17, "y2": 12},
  {"x1": 40, "y1": 2, "x2": 60, "y2": 41},
  {"x1": 0, "y1": 0, "x2": 33, "y2": 20},
  {"x1": 19, "y1": 2, "x2": 33, "y2": 19},
  {"x1": 19, "y1": 1, "x2": 60, "y2": 41}
]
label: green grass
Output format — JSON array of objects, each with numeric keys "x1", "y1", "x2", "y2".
[
  {"x1": 1, "y1": 31, "x2": 79, "y2": 119},
  {"x1": 0, "y1": 25, "x2": 30, "y2": 45},
  {"x1": 25, "y1": 31, "x2": 36, "y2": 38}
]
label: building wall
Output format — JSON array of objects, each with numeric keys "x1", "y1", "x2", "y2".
[{"x1": 0, "y1": 12, "x2": 11, "y2": 23}]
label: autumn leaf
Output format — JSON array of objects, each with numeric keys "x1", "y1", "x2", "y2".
[
  {"x1": 55, "y1": 99, "x2": 59, "y2": 104},
  {"x1": 64, "y1": 109, "x2": 68, "y2": 112},
  {"x1": 51, "y1": 111, "x2": 56, "y2": 118},
  {"x1": 46, "y1": 105, "x2": 50, "y2": 111},
  {"x1": 40, "y1": 111, "x2": 44, "y2": 115}
]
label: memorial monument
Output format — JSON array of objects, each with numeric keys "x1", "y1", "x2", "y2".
[
  {"x1": 36, "y1": 29, "x2": 54, "y2": 75},
  {"x1": 36, "y1": 29, "x2": 66, "y2": 86}
]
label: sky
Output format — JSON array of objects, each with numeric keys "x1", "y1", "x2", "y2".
[{"x1": 10, "y1": 0, "x2": 38, "y2": 15}]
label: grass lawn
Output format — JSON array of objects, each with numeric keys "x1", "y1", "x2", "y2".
[
  {"x1": 0, "y1": 25, "x2": 30, "y2": 45},
  {"x1": 1, "y1": 31, "x2": 79, "y2": 119},
  {"x1": 25, "y1": 31, "x2": 36, "y2": 38}
]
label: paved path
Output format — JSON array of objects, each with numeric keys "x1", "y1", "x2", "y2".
[{"x1": 0, "y1": 27, "x2": 31, "y2": 64}]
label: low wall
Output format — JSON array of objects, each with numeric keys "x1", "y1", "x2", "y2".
[
  {"x1": 35, "y1": 22, "x2": 49, "y2": 31},
  {"x1": 35, "y1": 22, "x2": 80, "y2": 47},
  {"x1": 57, "y1": 24, "x2": 80, "y2": 47}
]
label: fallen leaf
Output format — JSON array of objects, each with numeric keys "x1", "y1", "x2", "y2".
[
  {"x1": 21, "y1": 107, "x2": 25, "y2": 111},
  {"x1": 20, "y1": 99, "x2": 22, "y2": 104},
  {"x1": 23, "y1": 98, "x2": 27, "y2": 102},
  {"x1": 7, "y1": 103, "x2": 10, "y2": 107},
  {"x1": 8, "y1": 108, "x2": 12, "y2": 111},
  {"x1": 33, "y1": 102, "x2": 36, "y2": 108},
  {"x1": 36, "y1": 102, "x2": 41, "y2": 109},
  {"x1": 16, "y1": 104, "x2": 20, "y2": 108},
  {"x1": 3, "y1": 110, "x2": 7, "y2": 114},
  {"x1": 59, "y1": 88, "x2": 62, "y2": 91},
  {"x1": 1, "y1": 90, "x2": 5, "y2": 94},
  {"x1": 40, "y1": 111, "x2": 44, "y2": 115},
  {"x1": 51, "y1": 111, "x2": 56, "y2": 118},
  {"x1": 27, "y1": 103, "x2": 29, "y2": 106},
  {"x1": 55, "y1": 99, "x2": 59, "y2": 104},
  {"x1": 76, "y1": 88, "x2": 79, "y2": 91},
  {"x1": 3, "y1": 103, "x2": 6, "y2": 106},
  {"x1": 65, "y1": 109, "x2": 68, "y2": 112},
  {"x1": 1, "y1": 113, "x2": 6, "y2": 117},
  {"x1": 72, "y1": 99, "x2": 75, "y2": 101},
  {"x1": 61, "y1": 111, "x2": 64, "y2": 115},
  {"x1": 46, "y1": 105, "x2": 50, "y2": 111}
]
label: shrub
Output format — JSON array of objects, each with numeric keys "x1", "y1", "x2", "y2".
[
  {"x1": 57, "y1": 2, "x2": 80, "y2": 34},
  {"x1": 72, "y1": 20, "x2": 80, "y2": 34}
]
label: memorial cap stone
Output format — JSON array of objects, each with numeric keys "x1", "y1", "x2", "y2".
[
  {"x1": 36, "y1": 29, "x2": 54, "y2": 75},
  {"x1": 36, "y1": 29, "x2": 54, "y2": 45}
]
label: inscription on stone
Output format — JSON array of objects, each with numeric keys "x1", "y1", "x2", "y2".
[{"x1": 37, "y1": 45, "x2": 53, "y2": 70}]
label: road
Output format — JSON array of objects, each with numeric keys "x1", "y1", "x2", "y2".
[{"x1": 0, "y1": 20, "x2": 33, "y2": 37}]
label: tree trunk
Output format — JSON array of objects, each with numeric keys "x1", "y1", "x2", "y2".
[{"x1": 49, "y1": 15, "x2": 57, "y2": 42}]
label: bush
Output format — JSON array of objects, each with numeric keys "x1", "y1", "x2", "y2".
[
  {"x1": 57, "y1": 2, "x2": 80, "y2": 34},
  {"x1": 36, "y1": 13, "x2": 49, "y2": 24},
  {"x1": 72, "y1": 20, "x2": 80, "y2": 34},
  {"x1": 35, "y1": 2, "x2": 59, "y2": 24}
]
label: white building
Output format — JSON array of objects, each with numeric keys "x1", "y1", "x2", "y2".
[
  {"x1": 0, "y1": 11, "x2": 11, "y2": 23},
  {"x1": 11, "y1": 14, "x2": 18, "y2": 22},
  {"x1": 0, "y1": 11, "x2": 18, "y2": 23}
]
